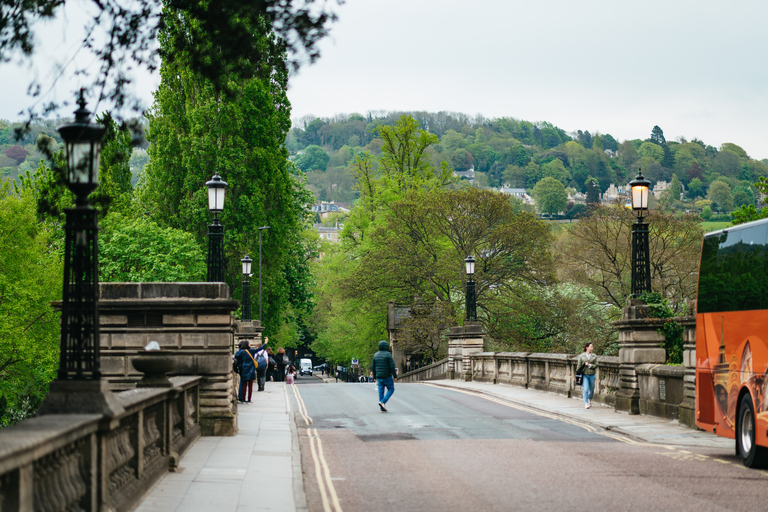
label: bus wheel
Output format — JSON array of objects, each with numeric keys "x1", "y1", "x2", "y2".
[{"x1": 737, "y1": 394, "x2": 768, "y2": 468}]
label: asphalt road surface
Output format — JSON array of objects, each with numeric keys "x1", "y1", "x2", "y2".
[{"x1": 289, "y1": 381, "x2": 768, "y2": 512}]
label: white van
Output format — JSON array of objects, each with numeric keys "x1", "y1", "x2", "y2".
[{"x1": 299, "y1": 359, "x2": 313, "y2": 376}]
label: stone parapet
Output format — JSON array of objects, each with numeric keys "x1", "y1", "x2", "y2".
[
  {"x1": 95, "y1": 283, "x2": 240, "y2": 436},
  {"x1": 613, "y1": 299, "x2": 667, "y2": 414},
  {"x1": 0, "y1": 377, "x2": 201, "y2": 512},
  {"x1": 447, "y1": 322, "x2": 484, "y2": 381}
]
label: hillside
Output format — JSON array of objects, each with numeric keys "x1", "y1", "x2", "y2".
[{"x1": 288, "y1": 111, "x2": 767, "y2": 215}]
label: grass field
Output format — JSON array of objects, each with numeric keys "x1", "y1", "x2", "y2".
[
  {"x1": 699, "y1": 221, "x2": 731, "y2": 232},
  {"x1": 547, "y1": 220, "x2": 732, "y2": 238}
]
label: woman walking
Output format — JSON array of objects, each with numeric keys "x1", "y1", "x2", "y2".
[
  {"x1": 234, "y1": 341, "x2": 257, "y2": 404},
  {"x1": 577, "y1": 342, "x2": 598, "y2": 409}
]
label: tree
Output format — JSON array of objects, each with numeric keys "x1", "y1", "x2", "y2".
[
  {"x1": 650, "y1": 125, "x2": 666, "y2": 146},
  {"x1": 377, "y1": 115, "x2": 453, "y2": 193},
  {"x1": 91, "y1": 113, "x2": 133, "y2": 217},
  {"x1": 483, "y1": 282, "x2": 619, "y2": 354},
  {"x1": 139, "y1": 10, "x2": 315, "y2": 340},
  {"x1": 707, "y1": 181, "x2": 734, "y2": 212},
  {"x1": 732, "y1": 186, "x2": 754, "y2": 208},
  {"x1": 396, "y1": 298, "x2": 452, "y2": 363},
  {"x1": 5, "y1": 145, "x2": 28, "y2": 164},
  {"x1": 712, "y1": 150, "x2": 742, "y2": 177},
  {"x1": 338, "y1": 187, "x2": 554, "y2": 354},
  {"x1": 532, "y1": 177, "x2": 568, "y2": 216},
  {"x1": 294, "y1": 145, "x2": 330, "y2": 173},
  {"x1": 666, "y1": 174, "x2": 682, "y2": 203},
  {"x1": 638, "y1": 142, "x2": 664, "y2": 163},
  {"x1": 3, "y1": 0, "x2": 342, "y2": 123},
  {"x1": 540, "y1": 158, "x2": 571, "y2": 185},
  {"x1": 0, "y1": 191, "x2": 62, "y2": 426},
  {"x1": 687, "y1": 177, "x2": 703, "y2": 199},
  {"x1": 585, "y1": 179, "x2": 600, "y2": 205},
  {"x1": 99, "y1": 215, "x2": 206, "y2": 282},
  {"x1": 557, "y1": 205, "x2": 703, "y2": 310}
]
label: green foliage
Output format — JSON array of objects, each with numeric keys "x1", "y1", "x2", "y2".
[
  {"x1": 140, "y1": 12, "x2": 316, "y2": 342},
  {"x1": 99, "y1": 214, "x2": 206, "y2": 282},
  {"x1": 485, "y1": 282, "x2": 619, "y2": 355},
  {"x1": 637, "y1": 292, "x2": 684, "y2": 364},
  {"x1": 707, "y1": 181, "x2": 734, "y2": 212},
  {"x1": 0, "y1": 191, "x2": 62, "y2": 427},
  {"x1": 532, "y1": 177, "x2": 568, "y2": 215},
  {"x1": 92, "y1": 113, "x2": 133, "y2": 218},
  {"x1": 294, "y1": 145, "x2": 330, "y2": 172}
]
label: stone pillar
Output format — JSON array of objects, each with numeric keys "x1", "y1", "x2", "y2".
[
  {"x1": 97, "y1": 283, "x2": 240, "y2": 436},
  {"x1": 678, "y1": 306, "x2": 697, "y2": 428},
  {"x1": 612, "y1": 299, "x2": 667, "y2": 414},
  {"x1": 447, "y1": 322, "x2": 484, "y2": 381},
  {"x1": 234, "y1": 320, "x2": 264, "y2": 350}
]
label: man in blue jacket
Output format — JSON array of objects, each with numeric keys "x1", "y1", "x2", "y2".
[{"x1": 372, "y1": 340, "x2": 397, "y2": 412}]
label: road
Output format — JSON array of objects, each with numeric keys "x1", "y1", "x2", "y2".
[{"x1": 288, "y1": 380, "x2": 768, "y2": 512}]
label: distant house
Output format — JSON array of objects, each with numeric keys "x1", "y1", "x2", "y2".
[
  {"x1": 311, "y1": 201, "x2": 351, "y2": 220},
  {"x1": 652, "y1": 181, "x2": 670, "y2": 200},
  {"x1": 499, "y1": 186, "x2": 533, "y2": 204},
  {"x1": 453, "y1": 167, "x2": 475, "y2": 180},
  {"x1": 604, "y1": 183, "x2": 629, "y2": 203},
  {"x1": 315, "y1": 223, "x2": 343, "y2": 243}
]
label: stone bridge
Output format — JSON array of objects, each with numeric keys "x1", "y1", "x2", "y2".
[{"x1": 0, "y1": 287, "x2": 696, "y2": 511}]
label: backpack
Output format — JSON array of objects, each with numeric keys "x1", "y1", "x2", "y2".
[
  {"x1": 282, "y1": 354, "x2": 290, "y2": 365},
  {"x1": 256, "y1": 353, "x2": 267, "y2": 369}
]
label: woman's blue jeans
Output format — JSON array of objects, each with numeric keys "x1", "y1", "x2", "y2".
[{"x1": 582, "y1": 374, "x2": 595, "y2": 404}]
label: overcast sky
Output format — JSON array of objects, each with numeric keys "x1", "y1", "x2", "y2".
[{"x1": 3, "y1": 0, "x2": 768, "y2": 160}]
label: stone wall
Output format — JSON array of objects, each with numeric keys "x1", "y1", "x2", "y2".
[
  {"x1": 0, "y1": 377, "x2": 201, "y2": 512},
  {"x1": 96, "y1": 283, "x2": 240, "y2": 436},
  {"x1": 401, "y1": 351, "x2": 687, "y2": 422}
]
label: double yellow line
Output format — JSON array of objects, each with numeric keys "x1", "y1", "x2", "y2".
[{"x1": 291, "y1": 385, "x2": 343, "y2": 512}]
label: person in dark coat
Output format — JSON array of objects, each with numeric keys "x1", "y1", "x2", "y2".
[
  {"x1": 234, "y1": 340, "x2": 257, "y2": 403},
  {"x1": 371, "y1": 340, "x2": 397, "y2": 412},
  {"x1": 276, "y1": 347, "x2": 288, "y2": 382}
]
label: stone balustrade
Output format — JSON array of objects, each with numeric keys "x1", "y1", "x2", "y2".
[
  {"x1": 0, "y1": 377, "x2": 201, "y2": 512},
  {"x1": 398, "y1": 359, "x2": 449, "y2": 382},
  {"x1": 401, "y1": 352, "x2": 688, "y2": 423}
]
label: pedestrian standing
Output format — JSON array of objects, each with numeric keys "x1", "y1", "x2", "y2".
[
  {"x1": 276, "y1": 347, "x2": 288, "y2": 382},
  {"x1": 371, "y1": 340, "x2": 397, "y2": 412},
  {"x1": 577, "y1": 342, "x2": 598, "y2": 409},
  {"x1": 285, "y1": 364, "x2": 296, "y2": 385},
  {"x1": 266, "y1": 347, "x2": 277, "y2": 382},
  {"x1": 255, "y1": 338, "x2": 269, "y2": 391},
  {"x1": 234, "y1": 340, "x2": 256, "y2": 403}
]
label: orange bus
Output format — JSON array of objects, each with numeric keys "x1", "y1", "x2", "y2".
[{"x1": 696, "y1": 217, "x2": 768, "y2": 467}]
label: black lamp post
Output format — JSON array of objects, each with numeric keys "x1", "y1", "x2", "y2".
[
  {"x1": 55, "y1": 89, "x2": 106, "y2": 381},
  {"x1": 206, "y1": 172, "x2": 227, "y2": 282},
  {"x1": 241, "y1": 255, "x2": 253, "y2": 321},
  {"x1": 629, "y1": 172, "x2": 652, "y2": 296},
  {"x1": 258, "y1": 226, "x2": 270, "y2": 323},
  {"x1": 465, "y1": 255, "x2": 477, "y2": 322}
]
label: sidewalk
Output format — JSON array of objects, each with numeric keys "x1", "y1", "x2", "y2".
[
  {"x1": 426, "y1": 379, "x2": 732, "y2": 449},
  {"x1": 135, "y1": 382, "x2": 306, "y2": 512}
]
